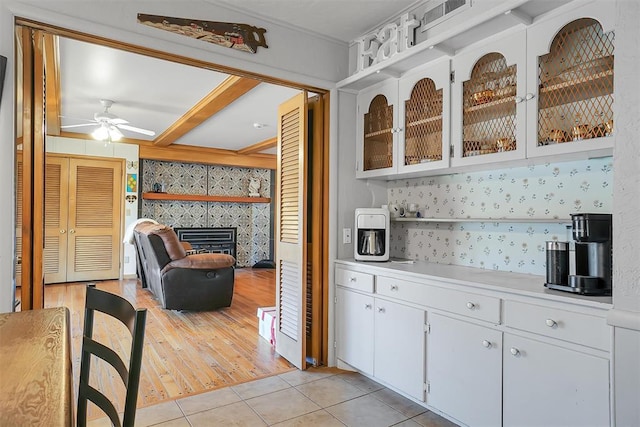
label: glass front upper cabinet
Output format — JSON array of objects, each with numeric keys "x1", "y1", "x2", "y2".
[{"x1": 526, "y1": 2, "x2": 615, "y2": 158}]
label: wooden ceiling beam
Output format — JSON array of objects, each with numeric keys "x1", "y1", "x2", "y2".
[
  {"x1": 57, "y1": 131, "x2": 153, "y2": 146},
  {"x1": 54, "y1": 132, "x2": 275, "y2": 169},
  {"x1": 152, "y1": 75, "x2": 261, "y2": 147},
  {"x1": 43, "y1": 33, "x2": 61, "y2": 136},
  {"x1": 237, "y1": 136, "x2": 277, "y2": 155},
  {"x1": 140, "y1": 144, "x2": 276, "y2": 169}
]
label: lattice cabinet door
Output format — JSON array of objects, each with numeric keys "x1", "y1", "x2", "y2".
[
  {"x1": 356, "y1": 79, "x2": 399, "y2": 178},
  {"x1": 451, "y1": 29, "x2": 527, "y2": 168},
  {"x1": 525, "y1": 2, "x2": 615, "y2": 159},
  {"x1": 397, "y1": 58, "x2": 451, "y2": 174}
]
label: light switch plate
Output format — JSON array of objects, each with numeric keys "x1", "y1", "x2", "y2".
[{"x1": 343, "y1": 228, "x2": 352, "y2": 244}]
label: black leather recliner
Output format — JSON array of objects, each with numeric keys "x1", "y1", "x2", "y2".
[{"x1": 133, "y1": 221, "x2": 235, "y2": 311}]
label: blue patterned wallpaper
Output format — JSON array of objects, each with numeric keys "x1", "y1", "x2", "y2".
[
  {"x1": 141, "y1": 160, "x2": 272, "y2": 267},
  {"x1": 387, "y1": 157, "x2": 613, "y2": 275}
]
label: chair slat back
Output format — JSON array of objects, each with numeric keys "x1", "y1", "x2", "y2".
[{"x1": 77, "y1": 285, "x2": 147, "y2": 427}]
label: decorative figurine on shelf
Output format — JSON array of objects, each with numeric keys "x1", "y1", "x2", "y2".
[{"x1": 248, "y1": 176, "x2": 261, "y2": 197}]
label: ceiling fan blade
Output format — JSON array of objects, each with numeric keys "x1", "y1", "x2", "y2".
[
  {"x1": 111, "y1": 118, "x2": 128, "y2": 125},
  {"x1": 60, "y1": 123, "x2": 97, "y2": 129},
  {"x1": 117, "y1": 124, "x2": 156, "y2": 136}
]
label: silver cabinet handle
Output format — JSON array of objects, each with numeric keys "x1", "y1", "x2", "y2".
[
  {"x1": 510, "y1": 347, "x2": 520, "y2": 356},
  {"x1": 525, "y1": 93, "x2": 535, "y2": 101},
  {"x1": 546, "y1": 319, "x2": 557, "y2": 328},
  {"x1": 515, "y1": 96, "x2": 524, "y2": 104},
  {"x1": 377, "y1": 307, "x2": 385, "y2": 313},
  {"x1": 349, "y1": 276, "x2": 356, "y2": 282},
  {"x1": 364, "y1": 304, "x2": 372, "y2": 309},
  {"x1": 390, "y1": 285, "x2": 398, "y2": 291},
  {"x1": 466, "y1": 302, "x2": 476, "y2": 310},
  {"x1": 482, "y1": 340, "x2": 492, "y2": 349}
]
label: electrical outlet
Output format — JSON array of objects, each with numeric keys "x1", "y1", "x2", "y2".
[{"x1": 343, "y1": 228, "x2": 352, "y2": 244}]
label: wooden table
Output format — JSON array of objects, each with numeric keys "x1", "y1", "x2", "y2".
[{"x1": 0, "y1": 307, "x2": 74, "y2": 426}]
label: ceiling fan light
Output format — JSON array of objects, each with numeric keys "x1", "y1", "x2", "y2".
[
  {"x1": 91, "y1": 124, "x2": 109, "y2": 141},
  {"x1": 109, "y1": 126, "x2": 123, "y2": 141}
]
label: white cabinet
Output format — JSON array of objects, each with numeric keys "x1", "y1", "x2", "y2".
[
  {"x1": 525, "y1": 2, "x2": 615, "y2": 159},
  {"x1": 335, "y1": 267, "x2": 426, "y2": 400},
  {"x1": 503, "y1": 297, "x2": 611, "y2": 426},
  {"x1": 503, "y1": 333, "x2": 610, "y2": 427},
  {"x1": 353, "y1": 2, "x2": 616, "y2": 179},
  {"x1": 356, "y1": 60, "x2": 451, "y2": 178},
  {"x1": 374, "y1": 298, "x2": 425, "y2": 401},
  {"x1": 450, "y1": 2, "x2": 615, "y2": 169},
  {"x1": 397, "y1": 59, "x2": 451, "y2": 175},
  {"x1": 451, "y1": 29, "x2": 527, "y2": 167},
  {"x1": 336, "y1": 287, "x2": 374, "y2": 375},
  {"x1": 356, "y1": 80, "x2": 399, "y2": 178},
  {"x1": 334, "y1": 260, "x2": 611, "y2": 427},
  {"x1": 427, "y1": 313, "x2": 502, "y2": 427}
]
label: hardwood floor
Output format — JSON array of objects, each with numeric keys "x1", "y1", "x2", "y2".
[{"x1": 41, "y1": 268, "x2": 295, "y2": 420}]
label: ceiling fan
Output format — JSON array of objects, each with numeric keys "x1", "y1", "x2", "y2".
[{"x1": 61, "y1": 99, "x2": 156, "y2": 142}]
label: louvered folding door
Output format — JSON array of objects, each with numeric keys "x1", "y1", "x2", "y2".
[
  {"x1": 43, "y1": 156, "x2": 69, "y2": 283},
  {"x1": 44, "y1": 156, "x2": 122, "y2": 283},
  {"x1": 15, "y1": 156, "x2": 23, "y2": 287},
  {"x1": 275, "y1": 92, "x2": 308, "y2": 369}
]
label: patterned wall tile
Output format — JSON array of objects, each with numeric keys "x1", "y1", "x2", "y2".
[
  {"x1": 143, "y1": 160, "x2": 207, "y2": 195},
  {"x1": 387, "y1": 157, "x2": 613, "y2": 276},
  {"x1": 208, "y1": 166, "x2": 271, "y2": 197},
  {"x1": 147, "y1": 201, "x2": 208, "y2": 228}
]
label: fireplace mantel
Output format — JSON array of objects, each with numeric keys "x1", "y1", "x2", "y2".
[{"x1": 142, "y1": 192, "x2": 270, "y2": 203}]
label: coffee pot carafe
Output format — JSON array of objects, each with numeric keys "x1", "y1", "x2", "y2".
[{"x1": 360, "y1": 230, "x2": 383, "y2": 256}]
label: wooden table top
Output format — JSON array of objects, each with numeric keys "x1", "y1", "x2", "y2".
[{"x1": 0, "y1": 307, "x2": 74, "y2": 426}]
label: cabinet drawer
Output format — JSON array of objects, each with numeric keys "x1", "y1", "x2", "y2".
[
  {"x1": 377, "y1": 276, "x2": 501, "y2": 324},
  {"x1": 504, "y1": 300, "x2": 609, "y2": 350},
  {"x1": 335, "y1": 267, "x2": 374, "y2": 293}
]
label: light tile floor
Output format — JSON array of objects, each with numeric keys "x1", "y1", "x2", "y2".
[{"x1": 89, "y1": 368, "x2": 457, "y2": 427}]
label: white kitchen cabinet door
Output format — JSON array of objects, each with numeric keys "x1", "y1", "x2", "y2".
[
  {"x1": 525, "y1": 2, "x2": 615, "y2": 159},
  {"x1": 427, "y1": 313, "x2": 502, "y2": 427},
  {"x1": 451, "y1": 28, "x2": 527, "y2": 168},
  {"x1": 397, "y1": 58, "x2": 451, "y2": 175},
  {"x1": 374, "y1": 298, "x2": 426, "y2": 401},
  {"x1": 503, "y1": 333, "x2": 610, "y2": 427},
  {"x1": 356, "y1": 79, "x2": 399, "y2": 179},
  {"x1": 336, "y1": 287, "x2": 375, "y2": 375}
]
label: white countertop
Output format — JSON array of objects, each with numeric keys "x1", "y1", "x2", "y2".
[{"x1": 335, "y1": 259, "x2": 613, "y2": 309}]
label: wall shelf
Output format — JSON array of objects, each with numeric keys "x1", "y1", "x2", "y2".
[
  {"x1": 392, "y1": 217, "x2": 571, "y2": 224},
  {"x1": 142, "y1": 192, "x2": 271, "y2": 203}
]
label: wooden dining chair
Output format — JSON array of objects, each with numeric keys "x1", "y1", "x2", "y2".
[{"x1": 77, "y1": 285, "x2": 147, "y2": 427}]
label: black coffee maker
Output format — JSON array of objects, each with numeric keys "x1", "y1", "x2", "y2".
[{"x1": 545, "y1": 213, "x2": 612, "y2": 296}]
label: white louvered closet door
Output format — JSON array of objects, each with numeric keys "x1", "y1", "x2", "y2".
[
  {"x1": 66, "y1": 158, "x2": 122, "y2": 282},
  {"x1": 43, "y1": 156, "x2": 70, "y2": 283},
  {"x1": 275, "y1": 92, "x2": 308, "y2": 369}
]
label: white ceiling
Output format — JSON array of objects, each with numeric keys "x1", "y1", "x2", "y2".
[{"x1": 57, "y1": 0, "x2": 418, "y2": 153}]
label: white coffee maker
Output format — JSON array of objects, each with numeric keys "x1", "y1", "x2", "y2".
[{"x1": 354, "y1": 208, "x2": 390, "y2": 261}]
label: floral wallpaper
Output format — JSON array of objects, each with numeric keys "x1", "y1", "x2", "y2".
[
  {"x1": 140, "y1": 160, "x2": 272, "y2": 267},
  {"x1": 387, "y1": 157, "x2": 613, "y2": 275}
]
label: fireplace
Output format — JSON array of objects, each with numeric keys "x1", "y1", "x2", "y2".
[{"x1": 173, "y1": 227, "x2": 237, "y2": 261}]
